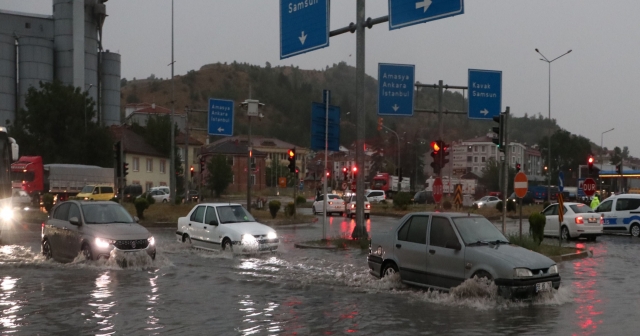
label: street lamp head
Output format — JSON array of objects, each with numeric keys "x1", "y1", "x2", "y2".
[
  {"x1": 567, "y1": 49, "x2": 572, "y2": 53},
  {"x1": 535, "y1": 48, "x2": 539, "y2": 52}
]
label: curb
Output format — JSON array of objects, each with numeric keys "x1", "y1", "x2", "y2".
[
  {"x1": 294, "y1": 243, "x2": 339, "y2": 250},
  {"x1": 549, "y1": 249, "x2": 592, "y2": 263}
]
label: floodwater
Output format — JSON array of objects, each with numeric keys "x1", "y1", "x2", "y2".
[{"x1": 0, "y1": 214, "x2": 637, "y2": 335}]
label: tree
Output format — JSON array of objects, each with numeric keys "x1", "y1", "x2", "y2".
[
  {"x1": 206, "y1": 154, "x2": 233, "y2": 197},
  {"x1": 479, "y1": 158, "x2": 516, "y2": 194},
  {"x1": 538, "y1": 130, "x2": 592, "y2": 180},
  {"x1": 9, "y1": 80, "x2": 113, "y2": 167}
]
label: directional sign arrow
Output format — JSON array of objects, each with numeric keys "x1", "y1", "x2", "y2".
[
  {"x1": 480, "y1": 109, "x2": 489, "y2": 116},
  {"x1": 299, "y1": 31, "x2": 307, "y2": 45},
  {"x1": 392, "y1": 104, "x2": 400, "y2": 112},
  {"x1": 416, "y1": 0, "x2": 432, "y2": 12},
  {"x1": 218, "y1": 127, "x2": 224, "y2": 132}
]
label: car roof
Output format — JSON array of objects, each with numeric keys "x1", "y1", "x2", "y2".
[
  {"x1": 194, "y1": 203, "x2": 242, "y2": 207},
  {"x1": 402, "y1": 212, "x2": 485, "y2": 218},
  {"x1": 606, "y1": 193, "x2": 640, "y2": 199}
]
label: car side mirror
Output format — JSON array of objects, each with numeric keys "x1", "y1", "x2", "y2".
[
  {"x1": 133, "y1": 216, "x2": 140, "y2": 223},
  {"x1": 445, "y1": 240, "x2": 461, "y2": 251},
  {"x1": 209, "y1": 220, "x2": 219, "y2": 226},
  {"x1": 69, "y1": 217, "x2": 81, "y2": 226}
]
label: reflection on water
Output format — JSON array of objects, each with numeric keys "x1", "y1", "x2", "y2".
[
  {"x1": 145, "y1": 271, "x2": 163, "y2": 334},
  {"x1": 572, "y1": 243, "x2": 606, "y2": 335},
  {"x1": 0, "y1": 276, "x2": 22, "y2": 333},
  {"x1": 89, "y1": 271, "x2": 115, "y2": 335},
  {"x1": 238, "y1": 295, "x2": 282, "y2": 335}
]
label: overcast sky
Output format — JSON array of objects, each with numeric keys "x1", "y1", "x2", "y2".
[{"x1": 3, "y1": 0, "x2": 639, "y2": 156}]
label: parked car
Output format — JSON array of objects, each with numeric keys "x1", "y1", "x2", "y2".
[
  {"x1": 412, "y1": 190, "x2": 434, "y2": 204},
  {"x1": 473, "y1": 196, "x2": 501, "y2": 209},
  {"x1": 365, "y1": 190, "x2": 386, "y2": 203},
  {"x1": 179, "y1": 190, "x2": 200, "y2": 202},
  {"x1": 148, "y1": 190, "x2": 170, "y2": 203},
  {"x1": 367, "y1": 213, "x2": 560, "y2": 298},
  {"x1": 345, "y1": 194, "x2": 371, "y2": 219},
  {"x1": 150, "y1": 186, "x2": 170, "y2": 195},
  {"x1": 76, "y1": 185, "x2": 115, "y2": 201},
  {"x1": 176, "y1": 203, "x2": 279, "y2": 253},
  {"x1": 541, "y1": 202, "x2": 602, "y2": 241},
  {"x1": 41, "y1": 201, "x2": 156, "y2": 262},
  {"x1": 123, "y1": 184, "x2": 143, "y2": 202},
  {"x1": 507, "y1": 191, "x2": 536, "y2": 205},
  {"x1": 594, "y1": 193, "x2": 640, "y2": 237},
  {"x1": 312, "y1": 194, "x2": 345, "y2": 216}
]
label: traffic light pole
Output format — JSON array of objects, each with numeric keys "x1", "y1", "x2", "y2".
[
  {"x1": 323, "y1": 90, "x2": 329, "y2": 240},
  {"x1": 381, "y1": 124, "x2": 401, "y2": 195},
  {"x1": 502, "y1": 107, "x2": 510, "y2": 234}
]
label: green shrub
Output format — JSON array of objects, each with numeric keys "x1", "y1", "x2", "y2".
[
  {"x1": 393, "y1": 192, "x2": 412, "y2": 210},
  {"x1": 284, "y1": 202, "x2": 295, "y2": 217},
  {"x1": 42, "y1": 193, "x2": 54, "y2": 213},
  {"x1": 174, "y1": 196, "x2": 184, "y2": 205},
  {"x1": 295, "y1": 195, "x2": 306, "y2": 205},
  {"x1": 528, "y1": 213, "x2": 546, "y2": 245},
  {"x1": 109, "y1": 197, "x2": 119, "y2": 203},
  {"x1": 144, "y1": 193, "x2": 156, "y2": 205},
  {"x1": 443, "y1": 200, "x2": 452, "y2": 210},
  {"x1": 134, "y1": 198, "x2": 150, "y2": 219},
  {"x1": 472, "y1": 203, "x2": 478, "y2": 210},
  {"x1": 507, "y1": 200, "x2": 516, "y2": 212},
  {"x1": 380, "y1": 199, "x2": 387, "y2": 205},
  {"x1": 268, "y1": 200, "x2": 281, "y2": 219},
  {"x1": 495, "y1": 201, "x2": 503, "y2": 211},
  {"x1": 542, "y1": 201, "x2": 550, "y2": 210}
]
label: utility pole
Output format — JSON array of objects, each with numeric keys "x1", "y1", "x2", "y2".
[
  {"x1": 169, "y1": 0, "x2": 176, "y2": 204},
  {"x1": 502, "y1": 107, "x2": 510, "y2": 234},
  {"x1": 184, "y1": 106, "x2": 189, "y2": 201},
  {"x1": 352, "y1": 0, "x2": 367, "y2": 239}
]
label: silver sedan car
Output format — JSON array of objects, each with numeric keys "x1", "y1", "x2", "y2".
[
  {"x1": 368, "y1": 213, "x2": 560, "y2": 298},
  {"x1": 42, "y1": 201, "x2": 156, "y2": 262}
]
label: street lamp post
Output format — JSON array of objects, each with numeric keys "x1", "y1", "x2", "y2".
[
  {"x1": 384, "y1": 127, "x2": 400, "y2": 195},
  {"x1": 535, "y1": 48, "x2": 572, "y2": 202},
  {"x1": 600, "y1": 128, "x2": 614, "y2": 171}
]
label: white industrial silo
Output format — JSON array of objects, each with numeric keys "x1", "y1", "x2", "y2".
[
  {"x1": 0, "y1": 34, "x2": 16, "y2": 125},
  {"x1": 100, "y1": 50, "x2": 121, "y2": 126},
  {"x1": 18, "y1": 36, "x2": 54, "y2": 110}
]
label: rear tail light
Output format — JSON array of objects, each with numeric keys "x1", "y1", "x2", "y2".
[
  {"x1": 351, "y1": 204, "x2": 355, "y2": 209},
  {"x1": 600, "y1": 214, "x2": 604, "y2": 224},
  {"x1": 575, "y1": 217, "x2": 584, "y2": 224},
  {"x1": 366, "y1": 204, "x2": 371, "y2": 209}
]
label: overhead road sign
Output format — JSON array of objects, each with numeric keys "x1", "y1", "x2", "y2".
[
  {"x1": 208, "y1": 98, "x2": 234, "y2": 136},
  {"x1": 280, "y1": 0, "x2": 329, "y2": 59},
  {"x1": 310, "y1": 102, "x2": 341, "y2": 152},
  {"x1": 388, "y1": 0, "x2": 464, "y2": 30},
  {"x1": 514, "y1": 172, "x2": 528, "y2": 198},
  {"x1": 468, "y1": 69, "x2": 502, "y2": 120},
  {"x1": 378, "y1": 63, "x2": 415, "y2": 116}
]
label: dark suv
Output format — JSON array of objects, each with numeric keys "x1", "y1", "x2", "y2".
[
  {"x1": 507, "y1": 191, "x2": 535, "y2": 205},
  {"x1": 123, "y1": 185, "x2": 143, "y2": 202}
]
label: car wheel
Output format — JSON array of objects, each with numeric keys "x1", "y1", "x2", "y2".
[
  {"x1": 312, "y1": 206, "x2": 316, "y2": 215},
  {"x1": 222, "y1": 238, "x2": 233, "y2": 252},
  {"x1": 182, "y1": 234, "x2": 192, "y2": 245},
  {"x1": 162, "y1": 199, "x2": 167, "y2": 203},
  {"x1": 473, "y1": 270, "x2": 493, "y2": 281},
  {"x1": 82, "y1": 243, "x2": 93, "y2": 261},
  {"x1": 381, "y1": 262, "x2": 399, "y2": 278},
  {"x1": 561, "y1": 226, "x2": 571, "y2": 241},
  {"x1": 42, "y1": 239, "x2": 52, "y2": 260},
  {"x1": 339, "y1": 212, "x2": 344, "y2": 217},
  {"x1": 630, "y1": 224, "x2": 640, "y2": 237}
]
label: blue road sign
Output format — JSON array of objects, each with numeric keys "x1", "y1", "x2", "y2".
[
  {"x1": 389, "y1": 0, "x2": 464, "y2": 30},
  {"x1": 378, "y1": 63, "x2": 415, "y2": 116},
  {"x1": 311, "y1": 102, "x2": 340, "y2": 152},
  {"x1": 468, "y1": 69, "x2": 502, "y2": 120},
  {"x1": 558, "y1": 172, "x2": 565, "y2": 192},
  {"x1": 208, "y1": 98, "x2": 234, "y2": 136},
  {"x1": 280, "y1": 0, "x2": 329, "y2": 59}
]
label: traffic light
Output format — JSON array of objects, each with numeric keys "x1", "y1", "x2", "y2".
[
  {"x1": 287, "y1": 148, "x2": 296, "y2": 173},
  {"x1": 441, "y1": 142, "x2": 450, "y2": 167},
  {"x1": 200, "y1": 157, "x2": 206, "y2": 172},
  {"x1": 587, "y1": 155, "x2": 594, "y2": 173},
  {"x1": 492, "y1": 113, "x2": 505, "y2": 152},
  {"x1": 430, "y1": 141, "x2": 441, "y2": 175},
  {"x1": 190, "y1": 166, "x2": 194, "y2": 177},
  {"x1": 326, "y1": 171, "x2": 330, "y2": 177},
  {"x1": 377, "y1": 117, "x2": 383, "y2": 131},
  {"x1": 295, "y1": 167, "x2": 300, "y2": 175},
  {"x1": 516, "y1": 162, "x2": 521, "y2": 173},
  {"x1": 342, "y1": 167, "x2": 348, "y2": 180},
  {"x1": 123, "y1": 162, "x2": 129, "y2": 177},
  {"x1": 114, "y1": 141, "x2": 121, "y2": 177},
  {"x1": 352, "y1": 166, "x2": 357, "y2": 177}
]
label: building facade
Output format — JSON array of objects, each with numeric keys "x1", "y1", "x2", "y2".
[
  {"x1": 124, "y1": 103, "x2": 187, "y2": 131},
  {"x1": 451, "y1": 135, "x2": 527, "y2": 177},
  {"x1": 200, "y1": 140, "x2": 267, "y2": 194}
]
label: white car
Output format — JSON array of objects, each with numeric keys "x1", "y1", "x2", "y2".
[
  {"x1": 473, "y1": 196, "x2": 501, "y2": 209},
  {"x1": 365, "y1": 190, "x2": 386, "y2": 203},
  {"x1": 594, "y1": 194, "x2": 640, "y2": 237},
  {"x1": 149, "y1": 190, "x2": 170, "y2": 203},
  {"x1": 312, "y1": 194, "x2": 345, "y2": 216},
  {"x1": 542, "y1": 202, "x2": 602, "y2": 241},
  {"x1": 150, "y1": 186, "x2": 170, "y2": 194},
  {"x1": 345, "y1": 195, "x2": 371, "y2": 219},
  {"x1": 176, "y1": 203, "x2": 279, "y2": 253}
]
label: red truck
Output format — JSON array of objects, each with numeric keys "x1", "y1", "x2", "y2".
[
  {"x1": 372, "y1": 173, "x2": 410, "y2": 198},
  {"x1": 11, "y1": 156, "x2": 114, "y2": 203}
]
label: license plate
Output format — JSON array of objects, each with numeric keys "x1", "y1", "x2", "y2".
[
  {"x1": 588, "y1": 218, "x2": 597, "y2": 223},
  {"x1": 535, "y1": 281, "x2": 552, "y2": 293}
]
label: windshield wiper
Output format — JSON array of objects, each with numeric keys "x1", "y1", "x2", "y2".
[
  {"x1": 493, "y1": 239, "x2": 510, "y2": 244},
  {"x1": 222, "y1": 220, "x2": 239, "y2": 223},
  {"x1": 467, "y1": 240, "x2": 490, "y2": 246}
]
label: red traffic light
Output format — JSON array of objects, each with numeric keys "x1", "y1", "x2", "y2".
[
  {"x1": 588, "y1": 156, "x2": 594, "y2": 164},
  {"x1": 288, "y1": 149, "x2": 295, "y2": 158},
  {"x1": 352, "y1": 166, "x2": 357, "y2": 173},
  {"x1": 431, "y1": 141, "x2": 440, "y2": 152},
  {"x1": 190, "y1": 166, "x2": 194, "y2": 172},
  {"x1": 342, "y1": 167, "x2": 347, "y2": 173}
]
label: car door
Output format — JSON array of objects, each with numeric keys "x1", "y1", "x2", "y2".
[
  {"x1": 542, "y1": 205, "x2": 558, "y2": 236},
  {"x1": 596, "y1": 200, "x2": 615, "y2": 229},
  {"x1": 188, "y1": 205, "x2": 207, "y2": 246},
  {"x1": 393, "y1": 215, "x2": 429, "y2": 285},
  {"x1": 201, "y1": 206, "x2": 222, "y2": 250},
  {"x1": 65, "y1": 203, "x2": 84, "y2": 257},
  {"x1": 315, "y1": 195, "x2": 324, "y2": 213},
  {"x1": 426, "y1": 216, "x2": 466, "y2": 289},
  {"x1": 47, "y1": 203, "x2": 70, "y2": 260}
]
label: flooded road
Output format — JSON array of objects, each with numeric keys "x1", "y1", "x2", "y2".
[{"x1": 0, "y1": 215, "x2": 638, "y2": 335}]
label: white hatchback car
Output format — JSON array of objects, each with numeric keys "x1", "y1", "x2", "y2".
[
  {"x1": 176, "y1": 203, "x2": 279, "y2": 253},
  {"x1": 345, "y1": 194, "x2": 371, "y2": 219},
  {"x1": 365, "y1": 190, "x2": 386, "y2": 203},
  {"x1": 473, "y1": 196, "x2": 501, "y2": 209},
  {"x1": 312, "y1": 194, "x2": 345, "y2": 216},
  {"x1": 148, "y1": 190, "x2": 170, "y2": 203},
  {"x1": 542, "y1": 202, "x2": 602, "y2": 241}
]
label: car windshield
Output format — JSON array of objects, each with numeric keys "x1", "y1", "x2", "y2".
[
  {"x1": 453, "y1": 216, "x2": 508, "y2": 245},
  {"x1": 81, "y1": 203, "x2": 135, "y2": 224},
  {"x1": 80, "y1": 186, "x2": 94, "y2": 193},
  {"x1": 328, "y1": 195, "x2": 340, "y2": 200},
  {"x1": 217, "y1": 205, "x2": 256, "y2": 224},
  {"x1": 478, "y1": 196, "x2": 489, "y2": 201},
  {"x1": 570, "y1": 204, "x2": 594, "y2": 213}
]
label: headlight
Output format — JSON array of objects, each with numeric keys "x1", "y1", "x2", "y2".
[
  {"x1": 84, "y1": 197, "x2": 89, "y2": 200},
  {"x1": 1, "y1": 207, "x2": 13, "y2": 221},
  {"x1": 548, "y1": 265, "x2": 558, "y2": 274},
  {"x1": 476, "y1": 202, "x2": 483, "y2": 206},
  {"x1": 513, "y1": 268, "x2": 533, "y2": 277},
  {"x1": 267, "y1": 232, "x2": 277, "y2": 239},
  {"x1": 241, "y1": 234, "x2": 257, "y2": 245},
  {"x1": 95, "y1": 237, "x2": 115, "y2": 249},
  {"x1": 148, "y1": 236, "x2": 155, "y2": 246}
]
